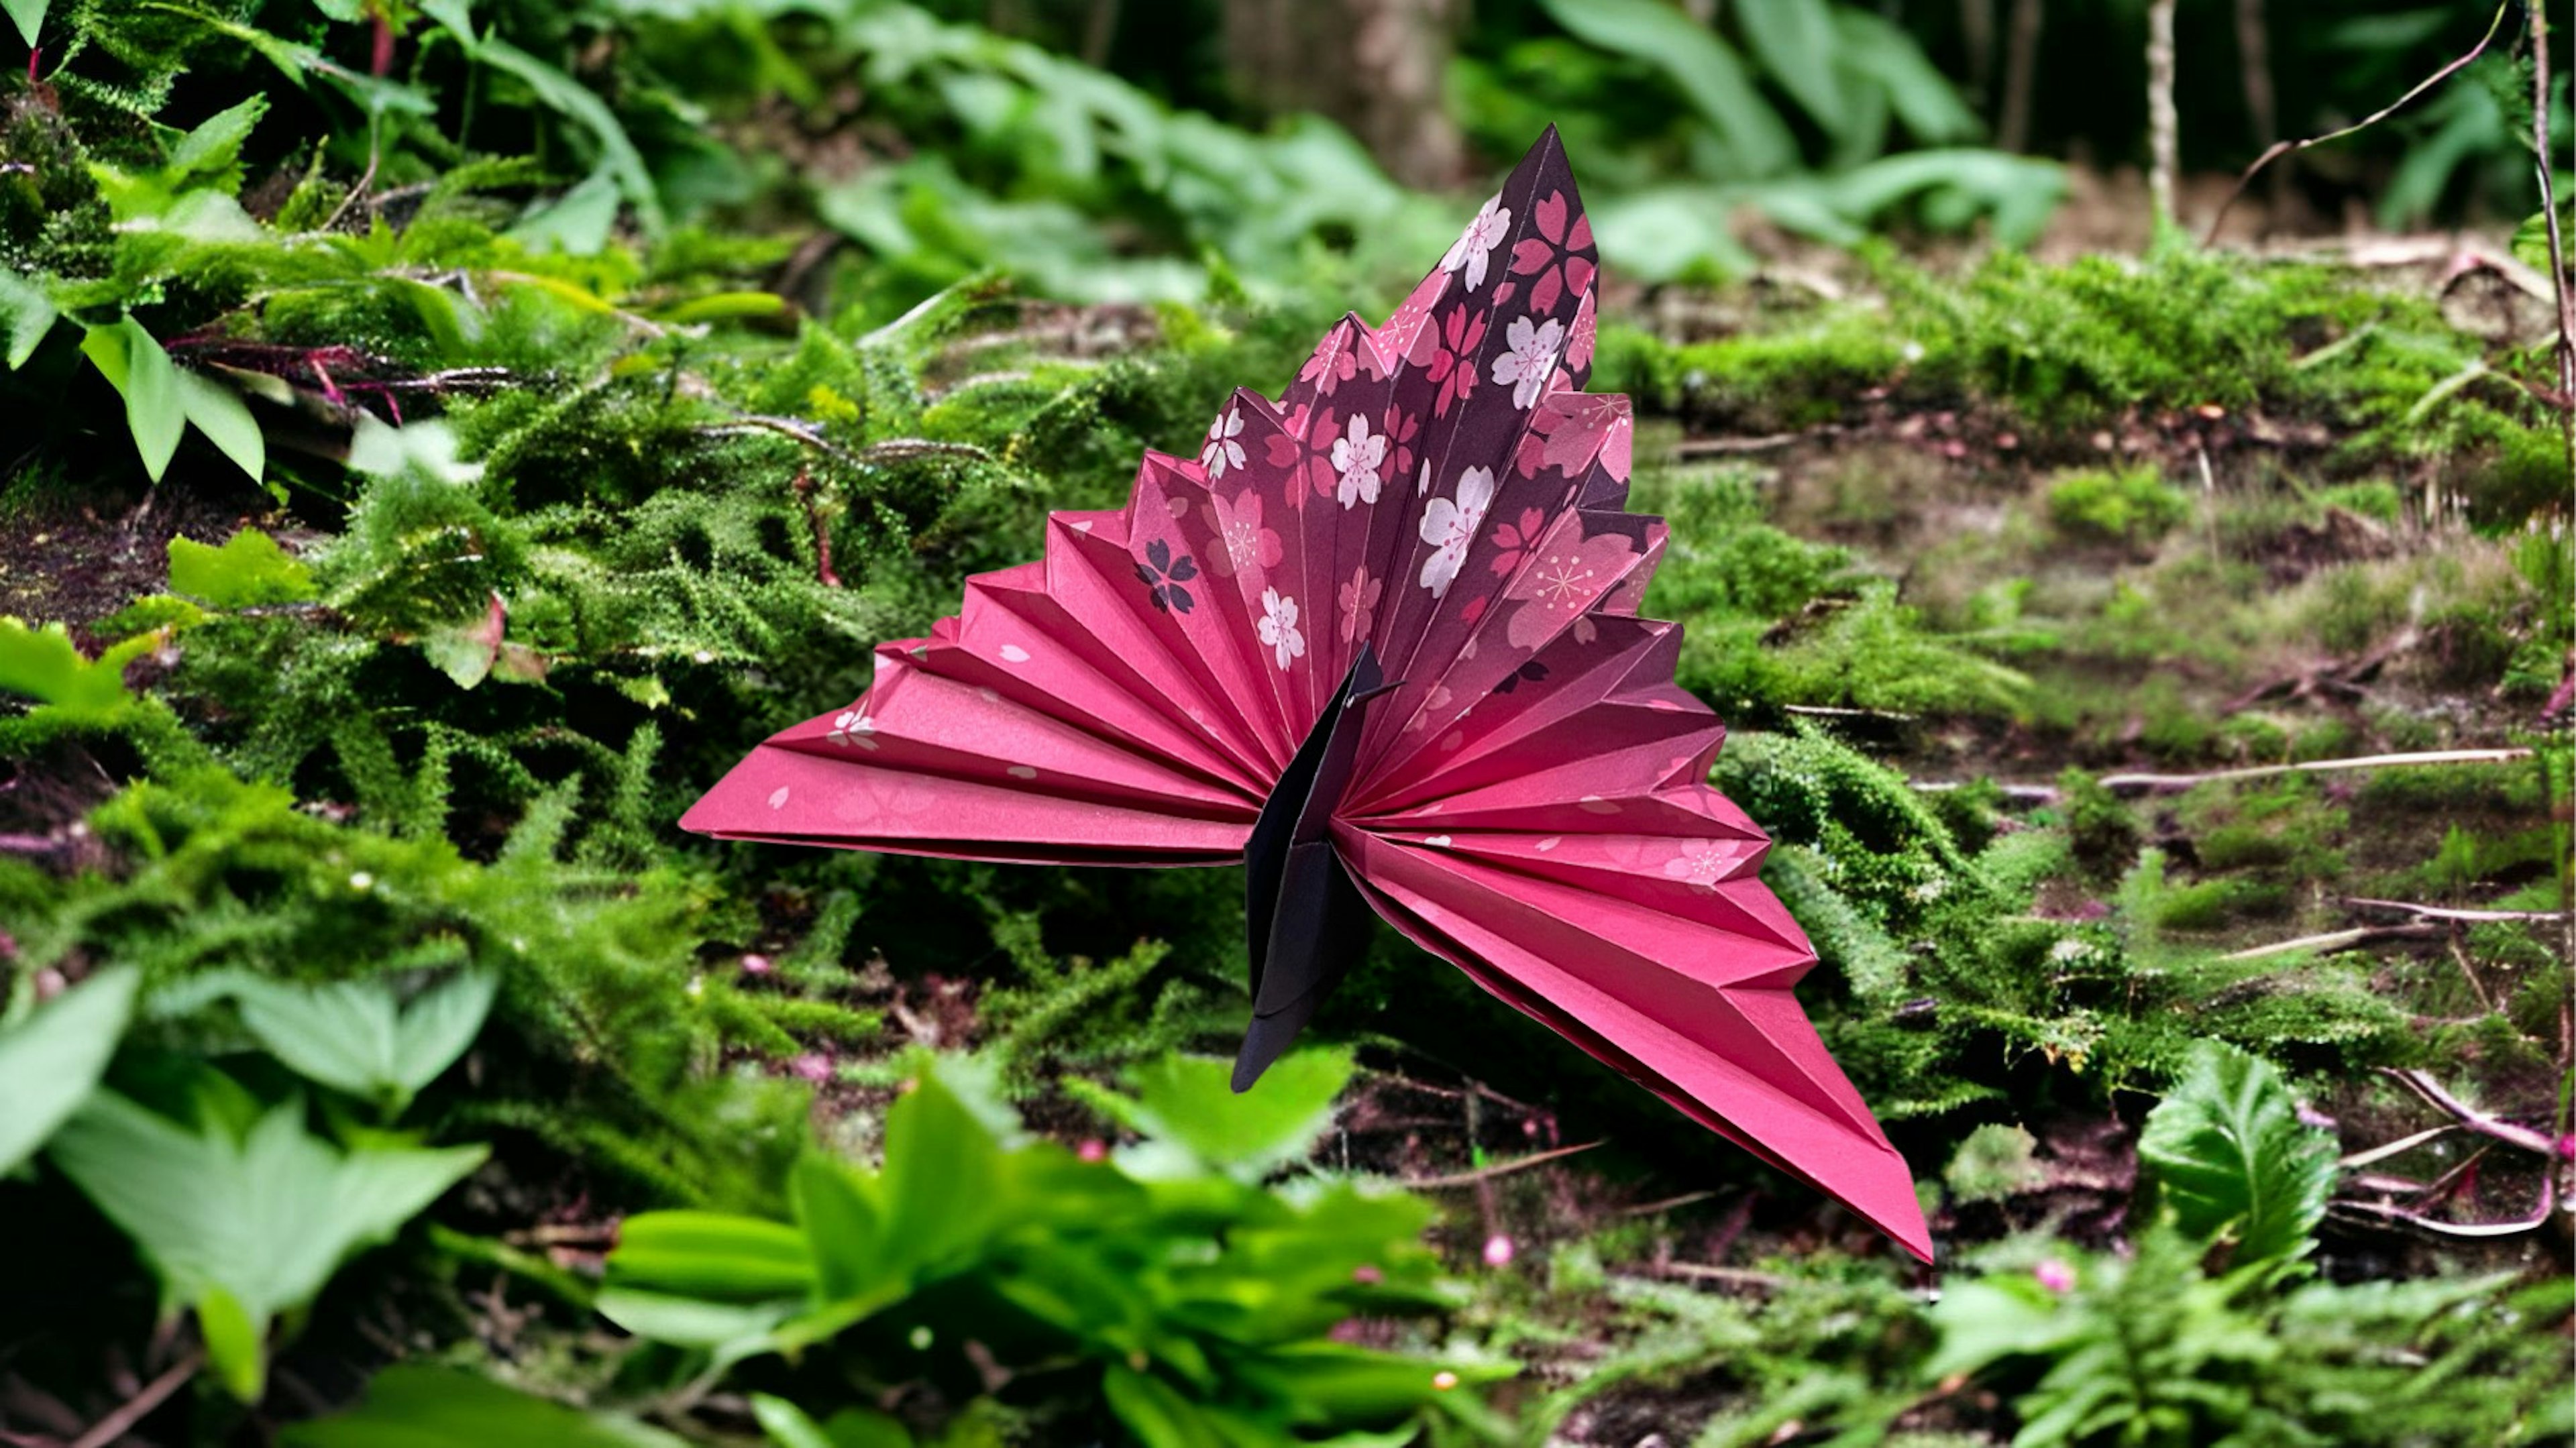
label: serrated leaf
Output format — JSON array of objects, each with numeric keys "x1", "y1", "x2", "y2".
[
  {"x1": 83, "y1": 319, "x2": 186, "y2": 482},
  {"x1": 175, "y1": 370, "x2": 265, "y2": 482},
  {"x1": 169, "y1": 530, "x2": 313, "y2": 608},
  {"x1": 2137, "y1": 1040, "x2": 2334, "y2": 1270},
  {"x1": 225, "y1": 970, "x2": 498, "y2": 1111},
  {"x1": 1085, "y1": 1047, "x2": 1350, "y2": 1183},
  {"x1": 0, "y1": 966, "x2": 139, "y2": 1174},
  {"x1": 0, "y1": 618, "x2": 134, "y2": 714},
  {"x1": 0, "y1": 267, "x2": 56, "y2": 370},
  {"x1": 281, "y1": 1366, "x2": 690, "y2": 1447}
]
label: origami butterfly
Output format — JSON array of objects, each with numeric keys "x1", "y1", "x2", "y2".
[{"x1": 685, "y1": 129, "x2": 1932, "y2": 1262}]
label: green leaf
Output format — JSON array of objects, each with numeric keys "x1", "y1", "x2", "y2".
[
  {"x1": 431, "y1": 21, "x2": 665, "y2": 233},
  {"x1": 594, "y1": 1288, "x2": 791, "y2": 1351},
  {"x1": 0, "y1": 966, "x2": 139, "y2": 1174},
  {"x1": 281, "y1": 1366, "x2": 690, "y2": 1447},
  {"x1": 225, "y1": 971, "x2": 497, "y2": 1111},
  {"x1": 1102, "y1": 1363, "x2": 1224, "y2": 1448},
  {"x1": 791, "y1": 1154, "x2": 890, "y2": 1302},
  {"x1": 2137, "y1": 1040, "x2": 2336, "y2": 1270},
  {"x1": 1, "y1": 0, "x2": 42, "y2": 48},
  {"x1": 1085, "y1": 1047, "x2": 1351, "y2": 1182},
  {"x1": 750, "y1": 1397, "x2": 912, "y2": 1448},
  {"x1": 83, "y1": 319, "x2": 187, "y2": 482},
  {"x1": 606, "y1": 1211, "x2": 815, "y2": 1300},
  {"x1": 0, "y1": 618, "x2": 136, "y2": 715},
  {"x1": 174, "y1": 370, "x2": 265, "y2": 482},
  {"x1": 877, "y1": 1070, "x2": 1007, "y2": 1276},
  {"x1": 1534, "y1": 0, "x2": 1792, "y2": 178},
  {"x1": 0, "y1": 267, "x2": 57, "y2": 370},
  {"x1": 168, "y1": 531, "x2": 313, "y2": 609},
  {"x1": 162, "y1": 95, "x2": 268, "y2": 193},
  {"x1": 198, "y1": 1286, "x2": 268, "y2": 1404},
  {"x1": 506, "y1": 168, "x2": 622, "y2": 256},
  {"x1": 1732, "y1": 0, "x2": 1845, "y2": 137},
  {"x1": 46, "y1": 1092, "x2": 485, "y2": 1401}
]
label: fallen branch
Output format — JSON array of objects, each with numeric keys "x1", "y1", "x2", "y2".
[
  {"x1": 2331, "y1": 1177, "x2": 2557, "y2": 1239},
  {"x1": 1400, "y1": 1139, "x2": 1601, "y2": 1188},
  {"x1": 68, "y1": 1349, "x2": 201, "y2": 1448},
  {"x1": 2380, "y1": 1068, "x2": 2560, "y2": 1158},
  {"x1": 2218, "y1": 922, "x2": 2442, "y2": 962},
  {"x1": 1651, "y1": 1261, "x2": 1786, "y2": 1291},
  {"x1": 2343, "y1": 897, "x2": 2567, "y2": 924},
  {"x1": 2094, "y1": 747, "x2": 2532, "y2": 797}
]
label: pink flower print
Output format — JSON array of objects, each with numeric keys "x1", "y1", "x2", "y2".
[
  {"x1": 1426, "y1": 304, "x2": 1487, "y2": 418},
  {"x1": 1661, "y1": 838, "x2": 1735, "y2": 892},
  {"x1": 1201, "y1": 489, "x2": 1282, "y2": 577},
  {"x1": 1489, "y1": 314, "x2": 1565, "y2": 410},
  {"x1": 1442, "y1": 192, "x2": 1512, "y2": 290},
  {"x1": 1417, "y1": 466, "x2": 1497, "y2": 598},
  {"x1": 1406, "y1": 682, "x2": 1454, "y2": 730},
  {"x1": 1256, "y1": 588, "x2": 1306, "y2": 671},
  {"x1": 1487, "y1": 507, "x2": 1548, "y2": 578},
  {"x1": 1199, "y1": 407, "x2": 1246, "y2": 480},
  {"x1": 1299, "y1": 324, "x2": 1360, "y2": 396},
  {"x1": 1330, "y1": 412, "x2": 1387, "y2": 508},
  {"x1": 1507, "y1": 189, "x2": 1595, "y2": 316},
  {"x1": 1504, "y1": 531, "x2": 1634, "y2": 650},
  {"x1": 1530, "y1": 393, "x2": 1632, "y2": 480},
  {"x1": 1383, "y1": 405, "x2": 1421, "y2": 482},
  {"x1": 1384, "y1": 269, "x2": 1449, "y2": 361},
  {"x1": 1566, "y1": 290, "x2": 1598, "y2": 373},
  {"x1": 1338, "y1": 565, "x2": 1382, "y2": 642}
]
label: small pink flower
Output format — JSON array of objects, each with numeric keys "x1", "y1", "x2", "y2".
[
  {"x1": 1077, "y1": 1138, "x2": 1109, "y2": 1163},
  {"x1": 789, "y1": 1054, "x2": 833, "y2": 1083},
  {"x1": 2034, "y1": 1259, "x2": 2077, "y2": 1293},
  {"x1": 1432, "y1": 1370, "x2": 1460, "y2": 1391},
  {"x1": 1481, "y1": 1234, "x2": 1515, "y2": 1268},
  {"x1": 739, "y1": 953, "x2": 773, "y2": 977},
  {"x1": 1351, "y1": 1263, "x2": 1384, "y2": 1284}
]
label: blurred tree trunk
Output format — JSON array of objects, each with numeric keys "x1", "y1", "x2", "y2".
[
  {"x1": 1997, "y1": 0, "x2": 2040, "y2": 153},
  {"x1": 1222, "y1": 0, "x2": 1464, "y2": 189},
  {"x1": 2147, "y1": 0, "x2": 2178, "y2": 231}
]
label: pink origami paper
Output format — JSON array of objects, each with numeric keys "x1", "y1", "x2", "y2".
[{"x1": 684, "y1": 129, "x2": 1933, "y2": 1262}]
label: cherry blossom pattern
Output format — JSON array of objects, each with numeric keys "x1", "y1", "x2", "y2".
[
  {"x1": 1504, "y1": 531, "x2": 1635, "y2": 649},
  {"x1": 1199, "y1": 407, "x2": 1246, "y2": 480},
  {"x1": 1485, "y1": 507, "x2": 1550, "y2": 579},
  {"x1": 1256, "y1": 588, "x2": 1306, "y2": 671},
  {"x1": 1660, "y1": 839, "x2": 1736, "y2": 893},
  {"x1": 1382, "y1": 269, "x2": 1449, "y2": 361},
  {"x1": 1518, "y1": 392, "x2": 1631, "y2": 481},
  {"x1": 1565, "y1": 290, "x2": 1598, "y2": 375},
  {"x1": 1134, "y1": 538, "x2": 1197, "y2": 614},
  {"x1": 1507, "y1": 189, "x2": 1595, "y2": 315},
  {"x1": 1490, "y1": 314, "x2": 1566, "y2": 410},
  {"x1": 826, "y1": 708, "x2": 879, "y2": 750},
  {"x1": 1330, "y1": 413, "x2": 1388, "y2": 508},
  {"x1": 1425, "y1": 305, "x2": 1488, "y2": 418},
  {"x1": 1418, "y1": 466, "x2": 1498, "y2": 599},
  {"x1": 1440, "y1": 193, "x2": 1511, "y2": 291},
  {"x1": 1338, "y1": 565, "x2": 1382, "y2": 643},
  {"x1": 1203, "y1": 490, "x2": 1283, "y2": 577},
  {"x1": 1299, "y1": 325, "x2": 1362, "y2": 396}
]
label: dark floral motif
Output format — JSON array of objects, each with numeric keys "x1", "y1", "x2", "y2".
[
  {"x1": 1492, "y1": 659, "x2": 1551, "y2": 695},
  {"x1": 1134, "y1": 538, "x2": 1198, "y2": 613}
]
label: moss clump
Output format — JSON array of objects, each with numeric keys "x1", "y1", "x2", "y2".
[{"x1": 2045, "y1": 464, "x2": 2193, "y2": 546}]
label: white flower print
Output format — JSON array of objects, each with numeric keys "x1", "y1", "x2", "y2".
[
  {"x1": 1256, "y1": 588, "x2": 1306, "y2": 671},
  {"x1": 1330, "y1": 412, "x2": 1387, "y2": 508},
  {"x1": 1489, "y1": 314, "x2": 1566, "y2": 410},
  {"x1": 1440, "y1": 193, "x2": 1511, "y2": 291},
  {"x1": 1416, "y1": 466, "x2": 1497, "y2": 599},
  {"x1": 1417, "y1": 459, "x2": 1432, "y2": 496},
  {"x1": 1199, "y1": 408, "x2": 1246, "y2": 479},
  {"x1": 827, "y1": 709, "x2": 879, "y2": 750}
]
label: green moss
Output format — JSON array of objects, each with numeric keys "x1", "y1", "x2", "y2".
[{"x1": 2044, "y1": 464, "x2": 2193, "y2": 546}]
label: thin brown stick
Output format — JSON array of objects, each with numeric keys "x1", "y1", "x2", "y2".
[
  {"x1": 68, "y1": 1349, "x2": 201, "y2": 1448},
  {"x1": 2146, "y1": 0, "x2": 2180, "y2": 233},
  {"x1": 2204, "y1": 2, "x2": 2514, "y2": 245},
  {"x1": 2343, "y1": 897, "x2": 2569, "y2": 924},
  {"x1": 2094, "y1": 747, "x2": 2534, "y2": 797},
  {"x1": 1652, "y1": 1261, "x2": 1786, "y2": 1290},
  {"x1": 2340, "y1": 1122, "x2": 2457, "y2": 1170},
  {"x1": 2217, "y1": 923, "x2": 2442, "y2": 961},
  {"x1": 1997, "y1": 0, "x2": 2041, "y2": 154},
  {"x1": 1401, "y1": 1139, "x2": 1601, "y2": 1188},
  {"x1": 2332, "y1": 1178, "x2": 2557, "y2": 1238}
]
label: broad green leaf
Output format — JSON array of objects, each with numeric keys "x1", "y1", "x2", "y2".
[
  {"x1": 0, "y1": 966, "x2": 139, "y2": 1174},
  {"x1": 506, "y1": 168, "x2": 622, "y2": 256},
  {"x1": 0, "y1": 618, "x2": 135, "y2": 714},
  {"x1": 878, "y1": 1070, "x2": 1006, "y2": 1276},
  {"x1": 0, "y1": 266, "x2": 56, "y2": 370},
  {"x1": 2137, "y1": 1040, "x2": 2335, "y2": 1270},
  {"x1": 1087, "y1": 1048, "x2": 1351, "y2": 1182},
  {"x1": 168, "y1": 530, "x2": 313, "y2": 609},
  {"x1": 225, "y1": 971, "x2": 495, "y2": 1111},
  {"x1": 83, "y1": 319, "x2": 186, "y2": 482},
  {"x1": 752, "y1": 1396, "x2": 913, "y2": 1448},
  {"x1": 1834, "y1": 9, "x2": 1982, "y2": 144},
  {"x1": 280, "y1": 1366, "x2": 690, "y2": 1447},
  {"x1": 46, "y1": 1092, "x2": 484, "y2": 1400},
  {"x1": 431, "y1": 21, "x2": 665, "y2": 233},
  {"x1": 791, "y1": 1154, "x2": 890, "y2": 1303},
  {"x1": 162, "y1": 95, "x2": 268, "y2": 193},
  {"x1": 1534, "y1": 0, "x2": 1792, "y2": 179},
  {"x1": 1, "y1": 0, "x2": 42, "y2": 48},
  {"x1": 174, "y1": 370, "x2": 265, "y2": 482},
  {"x1": 594, "y1": 1287, "x2": 792, "y2": 1351},
  {"x1": 1102, "y1": 1363, "x2": 1224, "y2": 1448},
  {"x1": 606, "y1": 1211, "x2": 815, "y2": 1299},
  {"x1": 1732, "y1": 0, "x2": 1844, "y2": 137}
]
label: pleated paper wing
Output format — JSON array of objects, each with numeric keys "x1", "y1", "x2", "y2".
[{"x1": 684, "y1": 129, "x2": 1933, "y2": 1262}]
